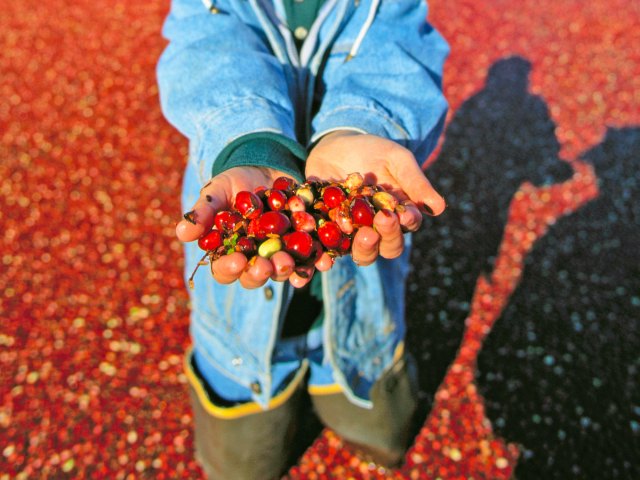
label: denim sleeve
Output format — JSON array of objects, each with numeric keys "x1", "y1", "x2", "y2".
[
  {"x1": 156, "y1": 0, "x2": 298, "y2": 184},
  {"x1": 311, "y1": 0, "x2": 449, "y2": 165}
]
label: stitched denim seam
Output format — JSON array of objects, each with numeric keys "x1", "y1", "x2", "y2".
[{"x1": 315, "y1": 104, "x2": 410, "y2": 140}]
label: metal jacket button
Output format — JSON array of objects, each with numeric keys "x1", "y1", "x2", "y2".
[
  {"x1": 294, "y1": 26, "x2": 308, "y2": 41},
  {"x1": 250, "y1": 382, "x2": 262, "y2": 394},
  {"x1": 264, "y1": 286, "x2": 274, "y2": 300}
]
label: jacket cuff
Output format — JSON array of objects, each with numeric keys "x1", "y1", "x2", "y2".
[{"x1": 212, "y1": 132, "x2": 307, "y2": 183}]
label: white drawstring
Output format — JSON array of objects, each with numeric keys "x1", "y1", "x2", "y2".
[
  {"x1": 201, "y1": 0, "x2": 219, "y2": 14},
  {"x1": 346, "y1": 0, "x2": 380, "y2": 61}
]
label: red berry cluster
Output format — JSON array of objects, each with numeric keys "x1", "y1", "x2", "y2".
[{"x1": 189, "y1": 173, "x2": 402, "y2": 287}]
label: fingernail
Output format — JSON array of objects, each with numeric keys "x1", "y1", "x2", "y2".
[
  {"x1": 183, "y1": 210, "x2": 197, "y2": 224},
  {"x1": 380, "y1": 209, "x2": 393, "y2": 218},
  {"x1": 295, "y1": 269, "x2": 310, "y2": 279},
  {"x1": 419, "y1": 203, "x2": 435, "y2": 216}
]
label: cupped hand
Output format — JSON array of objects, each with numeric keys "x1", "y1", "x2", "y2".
[
  {"x1": 306, "y1": 130, "x2": 445, "y2": 265},
  {"x1": 176, "y1": 166, "x2": 325, "y2": 288}
]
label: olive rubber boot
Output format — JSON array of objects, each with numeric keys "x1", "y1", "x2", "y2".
[
  {"x1": 186, "y1": 353, "x2": 307, "y2": 480},
  {"x1": 310, "y1": 354, "x2": 418, "y2": 468}
]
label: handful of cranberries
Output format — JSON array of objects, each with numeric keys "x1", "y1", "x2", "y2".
[{"x1": 188, "y1": 173, "x2": 402, "y2": 288}]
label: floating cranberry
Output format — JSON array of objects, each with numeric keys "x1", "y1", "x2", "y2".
[
  {"x1": 323, "y1": 185, "x2": 347, "y2": 209},
  {"x1": 234, "y1": 191, "x2": 263, "y2": 219}
]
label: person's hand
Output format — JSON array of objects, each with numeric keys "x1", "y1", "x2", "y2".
[
  {"x1": 176, "y1": 166, "x2": 332, "y2": 288},
  {"x1": 306, "y1": 130, "x2": 445, "y2": 265}
]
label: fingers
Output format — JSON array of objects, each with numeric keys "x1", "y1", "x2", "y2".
[
  {"x1": 239, "y1": 256, "x2": 274, "y2": 289},
  {"x1": 392, "y1": 151, "x2": 446, "y2": 216},
  {"x1": 210, "y1": 252, "x2": 248, "y2": 284},
  {"x1": 270, "y1": 251, "x2": 296, "y2": 282},
  {"x1": 177, "y1": 180, "x2": 228, "y2": 242},
  {"x1": 289, "y1": 265, "x2": 315, "y2": 288},
  {"x1": 373, "y1": 210, "x2": 404, "y2": 259},
  {"x1": 314, "y1": 252, "x2": 334, "y2": 272},
  {"x1": 210, "y1": 250, "x2": 311, "y2": 288},
  {"x1": 351, "y1": 226, "x2": 380, "y2": 266},
  {"x1": 397, "y1": 202, "x2": 423, "y2": 232}
]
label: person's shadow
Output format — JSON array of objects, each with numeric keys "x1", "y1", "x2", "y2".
[
  {"x1": 406, "y1": 56, "x2": 573, "y2": 411},
  {"x1": 475, "y1": 126, "x2": 640, "y2": 479}
]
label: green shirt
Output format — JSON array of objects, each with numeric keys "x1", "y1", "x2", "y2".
[{"x1": 283, "y1": 0, "x2": 326, "y2": 50}]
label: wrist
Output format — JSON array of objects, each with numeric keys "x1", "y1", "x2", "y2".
[{"x1": 314, "y1": 129, "x2": 363, "y2": 149}]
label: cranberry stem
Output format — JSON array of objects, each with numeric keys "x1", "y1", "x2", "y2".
[{"x1": 188, "y1": 252, "x2": 210, "y2": 289}]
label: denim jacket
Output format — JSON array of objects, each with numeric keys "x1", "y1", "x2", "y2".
[{"x1": 157, "y1": 0, "x2": 448, "y2": 408}]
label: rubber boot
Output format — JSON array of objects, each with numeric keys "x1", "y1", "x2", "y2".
[
  {"x1": 310, "y1": 354, "x2": 418, "y2": 468},
  {"x1": 186, "y1": 352, "x2": 307, "y2": 480}
]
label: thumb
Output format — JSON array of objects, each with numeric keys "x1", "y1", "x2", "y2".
[
  {"x1": 175, "y1": 179, "x2": 228, "y2": 242},
  {"x1": 394, "y1": 153, "x2": 446, "y2": 216}
]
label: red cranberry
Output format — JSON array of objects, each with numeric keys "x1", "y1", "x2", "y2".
[
  {"x1": 246, "y1": 217, "x2": 259, "y2": 237},
  {"x1": 313, "y1": 200, "x2": 330, "y2": 214},
  {"x1": 310, "y1": 240, "x2": 324, "y2": 263},
  {"x1": 234, "y1": 191, "x2": 263, "y2": 219},
  {"x1": 323, "y1": 185, "x2": 347, "y2": 209},
  {"x1": 338, "y1": 235, "x2": 352, "y2": 254},
  {"x1": 257, "y1": 211, "x2": 291, "y2": 238},
  {"x1": 290, "y1": 211, "x2": 316, "y2": 232},
  {"x1": 198, "y1": 228, "x2": 223, "y2": 251},
  {"x1": 235, "y1": 236, "x2": 256, "y2": 256},
  {"x1": 272, "y1": 176, "x2": 297, "y2": 192},
  {"x1": 317, "y1": 221, "x2": 343, "y2": 249},
  {"x1": 330, "y1": 205, "x2": 354, "y2": 234},
  {"x1": 350, "y1": 197, "x2": 375, "y2": 227},
  {"x1": 214, "y1": 210, "x2": 243, "y2": 232},
  {"x1": 282, "y1": 231, "x2": 314, "y2": 261},
  {"x1": 286, "y1": 195, "x2": 306, "y2": 212},
  {"x1": 265, "y1": 189, "x2": 288, "y2": 211}
]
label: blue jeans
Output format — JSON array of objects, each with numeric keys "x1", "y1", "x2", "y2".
[{"x1": 193, "y1": 323, "x2": 339, "y2": 405}]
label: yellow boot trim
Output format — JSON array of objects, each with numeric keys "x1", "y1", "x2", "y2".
[
  {"x1": 393, "y1": 341, "x2": 405, "y2": 363},
  {"x1": 307, "y1": 342, "x2": 405, "y2": 396},
  {"x1": 308, "y1": 383, "x2": 344, "y2": 396},
  {"x1": 184, "y1": 347, "x2": 309, "y2": 420}
]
